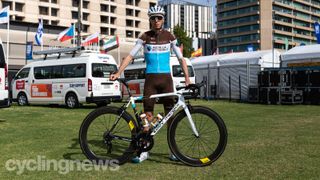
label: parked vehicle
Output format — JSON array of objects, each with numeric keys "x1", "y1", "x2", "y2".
[{"x1": 0, "y1": 39, "x2": 9, "y2": 108}]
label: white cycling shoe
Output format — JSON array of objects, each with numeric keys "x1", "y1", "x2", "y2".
[{"x1": 132, "y1": 152, "x2": 149, "y2": 163}]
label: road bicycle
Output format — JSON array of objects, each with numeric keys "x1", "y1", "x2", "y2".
[{"x1": 79, "y1": 78, "x2": 227, "y2": 167}]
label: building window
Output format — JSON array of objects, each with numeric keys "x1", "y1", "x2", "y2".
[
  {"x1": 83, "y1": 1, "x2": 89, "y2": 9},
  {"x1": 39, "y1": 6, "x2": 49, "y2": 15},
  {"x1": 72, "y1": 0, "x2": 78, "y2": 7},
  {"x1": 101, "y1": 16, "x2": 109, "y2": 23},
  {"x1": 2, "y1": 1, "x2": 12, "y2": 9},
  {"x1": 40, "y1": 0, "x2": 49, "y2": 2},
  {"x1": 110, "y1": 17, "x2": 116, "y2": 24},
  {"x1": 15, "y1": 3, "x2": 24, "y2": 12},
  {"x1": 149, "y1": 2, "x2": 156, "y2": 7},
  {"x1": 135, "y1": 10, "x2": 140, "y2": 17},
  {"x1": 72, "y1": 11, "x2": 78, "y2": 19},
  {"x1": 51, "y1": 20, "x2": 59, "y2": 26},
  {"x1": 51, "y1": 8, "x2": 58, "y2": 17},
  {"x1": 126, "y1": 0, "x2": 133, "y2": 5},
  {"x1": 126, "y1": 19, "x2": 133, "y2": 27},
  {"x1": 126, "y1": 8, "x2": 133, "y2": 16},
  {"x1": 136, "y1": 0, "x2": 140, "y2": 6},
  {"x1": 135, "y1": 21, "x2": 140, "y2": 28},
  {"x1": 111, "y1": 28, "x2": 116, "y2": 35},
  {"x1": 51, "y1": 0, "x2": 58, "y2": 4},
  {"x1": 101, "y1": 4, "x2": 109, "y2": 12},
  {"x1": 126, "y1": 30, "x2": 133, "y2": 38},
  {"x1": 110, "y1": 6, "x2": 116, "y2": 13},
  {"x1": 135, "y1": 31, "x2": 140, "y2": 38},
  {"x1": 15, "y1": 16, "x2": 24, "y2": 21},
  {"x1": 83, "y1": 13, "x2": 89, "y2": 21},
  {"x1": 43, "y1": 19, "x2": 49, "y2": 25},
  {"x1": 83, "y1": 25, "x2": 89, "y2": 33},
  {"x1": 101, "y1": 27, "x2": 109, "y2": 35}
]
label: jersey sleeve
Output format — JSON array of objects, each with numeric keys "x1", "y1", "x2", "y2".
[
  {"x1": 129, "y1": 33, "x2": 145, "y2": 57},
  {"x1": 171, "y1": 39, "x2": 183, "y2": 59}
]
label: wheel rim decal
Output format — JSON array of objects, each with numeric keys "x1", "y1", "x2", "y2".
[
  {"x1": 128, "y1": 120, "x2": 135, "y2": 131},
  {"x1": 200, "y1": 157, "x2": 210, "y2": 164}
]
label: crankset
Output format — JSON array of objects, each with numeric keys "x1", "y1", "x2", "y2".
[{"x1": 136, "y1": 132, "x2": 154, "y2": 152}]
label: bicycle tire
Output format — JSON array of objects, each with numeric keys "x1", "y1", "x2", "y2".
[
  {"x1": 79, "y1": 106, "x2": 138, "y2": 165},
  {"x1": 168, "y1": 106, "x2": 227, "y2": 167}
]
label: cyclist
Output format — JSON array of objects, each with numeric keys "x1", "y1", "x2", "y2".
[{"x1": 110, "y1": 5, "x2": 191, "y2": 163}]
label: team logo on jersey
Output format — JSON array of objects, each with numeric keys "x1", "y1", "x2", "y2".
[
  {"x1": 145, "y1": 44, "x2": 170, "y2": 53},
  {"x1": 146, "y1": 45, "x2": 152, "y2": 51}
]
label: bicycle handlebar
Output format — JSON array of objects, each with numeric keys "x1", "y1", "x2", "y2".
[{"x1": 176, "y1": 82, "x2": 205, "y2": 98}]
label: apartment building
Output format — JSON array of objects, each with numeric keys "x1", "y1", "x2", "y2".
[
  {"x1": 217, "y1": 0, "x2": 320, "y2": 54},
  {"x1": 0, "y1": 0, "x2": 157, "y2": 70}
]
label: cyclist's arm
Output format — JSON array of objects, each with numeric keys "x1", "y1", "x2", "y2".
[
  {"x1": 111, "y1": 39, "x2": 143, "y2": 79},
  {"x1": 171, "y1": 40, "x2": 191, "y2": 85}
]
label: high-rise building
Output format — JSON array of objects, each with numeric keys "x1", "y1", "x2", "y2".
[
  {"x1": 0, "y1": 0, "x2": 157, "y2": 71},
  {"x1": 217, "y1": 0, "x2": 320, "y2": 54},
  {"x1": 159, "y1": 0, "x2": 213, "y2": 39}
]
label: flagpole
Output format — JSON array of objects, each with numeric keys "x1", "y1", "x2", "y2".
[
  {"x1": 73, "y1": 23, "x2": 75, "y2": 47},
  {"x1": 41, "y1": 19, "x2": 43, "y2": 51},
  {"x1": 6, "y1": 8, "x2": 9, "y2": 69}
]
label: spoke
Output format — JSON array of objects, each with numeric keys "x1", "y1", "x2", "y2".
[
  {"x1": 198, "y1": 138, "x2": 209, "y2": 157},
  {"x1": 175, "y1": 136, "x2": 195, "y2": 143},
  {"x1": 179, "y1": 137, "x2": 197, "y2": 153},
  {"x1": 199, "y1": 138, "x2": 216, "y2": 153}
]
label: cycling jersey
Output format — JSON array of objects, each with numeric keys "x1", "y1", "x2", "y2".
[{"x1": 130, "y1": 30, "x2": 183, "y2": 74}]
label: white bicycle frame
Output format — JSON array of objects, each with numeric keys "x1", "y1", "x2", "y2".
[{"x1": 125, "y1": 90, "x2": 200, "y2": 137}]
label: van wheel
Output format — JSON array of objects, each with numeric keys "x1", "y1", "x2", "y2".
[
  {"x1": 65, "y1": 93, "x2": 79, "y2": 109},
  {"x1": 17, "y1": 93, "x2": 28, "y2": 106}
]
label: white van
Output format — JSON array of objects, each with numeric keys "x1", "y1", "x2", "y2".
[
  {"x1": 122, "y1": 56, "x2": 195, "y2": 97},
  {"x1": 12, "y1": 50, "x2": 121, "y2": 108},
  {"x1": 0, "y1": 39, "x2": 9, "y2": 108}
]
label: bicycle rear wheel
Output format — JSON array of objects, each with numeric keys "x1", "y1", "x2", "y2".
[
  {"x1": 168, "y1": 106, "x2": 227, "y2": 167},
  {"x1": 79, "y1": 106, "x2": 138, "y2": 165}
]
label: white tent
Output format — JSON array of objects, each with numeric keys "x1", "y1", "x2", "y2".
[
  {"x1": 191, "y1": 50, "x2": 281, "y2": 100},
  {"x1": 281, "y1": 44, "x2": 320, "y2": 67}
]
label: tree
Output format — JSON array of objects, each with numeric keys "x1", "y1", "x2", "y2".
[{"x1": 173, "y1": 25, "x2": 194, "y2": 57}]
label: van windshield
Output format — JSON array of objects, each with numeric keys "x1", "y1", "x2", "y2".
[
  {"x1": 172, "y1": 65, "x2": 194, "y2": 77},
  {"x1": 92, "y1": 63, "x2": 117, "y2": 78}
]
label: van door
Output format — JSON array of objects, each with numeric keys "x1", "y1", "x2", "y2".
[
  {"x1": 12, "y1": 68, "x2": 31, "y2": 102},
  {"x1": 91, "y1": 63, "x2": 120, "y2": 100}
]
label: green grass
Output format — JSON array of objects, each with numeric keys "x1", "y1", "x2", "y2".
[{"x1": 0, "y1": 101, "x2": 319, "y2": 179}]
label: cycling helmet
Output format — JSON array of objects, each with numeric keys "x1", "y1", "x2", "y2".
[{"x1": 148, "y1": 5, "x2": 165, "y2": 17}]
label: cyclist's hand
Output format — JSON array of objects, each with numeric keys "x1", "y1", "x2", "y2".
[
  {"x1": 110, "y1": 73, "x2": 120, "y2": 81},
  {"x1": 185, "y1": 78, "x2": 191, "y2": 86}
]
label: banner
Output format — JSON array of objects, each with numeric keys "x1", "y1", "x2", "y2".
[
  {"x1": 26, "y1": 41, "x2": 33, "y2": 60},
  {"x1": 314, "y1": 22, "x2": 320, "y2": 44}
]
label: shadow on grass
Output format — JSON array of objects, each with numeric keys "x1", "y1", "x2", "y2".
[
  {"x1": 147, "y1": 152, "x2": 185, "y2": 166},
  {"x1": 0, "y1": 119, "x2": 6, "y2": 123}
]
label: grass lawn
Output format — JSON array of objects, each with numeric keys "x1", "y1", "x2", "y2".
[{"x1": 0, "y1": 100, "x2": 319, "y2": 179}]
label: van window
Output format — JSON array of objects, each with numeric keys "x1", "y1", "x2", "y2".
[
  {"x1": 63, "y1": 64, "x2": 86, "y2": 78},
  {"x1": 124, "y1": 68, "x2": 146, "y2": 80},
  {"x1": 92, "y1": 63, "x2": 117, "y2": 78},
  {"x1": 34, "y1": 66, "x2": 53, "y2": 79},
  {"x1": 0, "y1": 44, "x2": 5, "y2": 68},
  {"x1": 15, "y1": 68, "x2": 30, "y2": 79},
  {"x1": 172, "y1": 65, "x2": 194, "y2": 77},
  {"x1": 52, "y1": 66, "x2": 63, "y2": 79}
]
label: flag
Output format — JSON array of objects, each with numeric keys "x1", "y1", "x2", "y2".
[
  {"x1": 58, "y1": 25, "x2": 75, "y2": 42},
  {"x1": 35, "y1": 18, "x2": 43, "y2": 46},
  {"x1": 0, "y1": 6, "x2": 9, "y2": 24},
  {"x1": 191, "y1": 48, "x2": 202, "y2": 57},
  {"x1": 213, "y1": 48, "x2": 219, "y2": 55},
  {"x1": 314, "y1": 22, "x2": 320, "y2": 44},
  {"x1": 81, "y1": 32, "x2": 99, "y2": 46},
  {"x1": 102, "y1": 36, "x2": 119, "y2": 51}
]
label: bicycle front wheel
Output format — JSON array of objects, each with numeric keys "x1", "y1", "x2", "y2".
[
  {"x1": 79, "y1": 106, "x2": 138, "y2": 165},
  {"x1": 168, "y1": 106, "x2": 227, "y2": 167}
]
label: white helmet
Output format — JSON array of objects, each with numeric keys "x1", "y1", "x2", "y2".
[{"x1": 148, "y1": 5, "x2": 165, "y2": 17}]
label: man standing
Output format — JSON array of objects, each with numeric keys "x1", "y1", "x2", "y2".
[{"x1": 110, "y1": 5, "x2": 191, "y2": 163}]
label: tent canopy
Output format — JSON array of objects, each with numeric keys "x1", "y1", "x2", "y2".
[
  {"x1": 191, "y1": 50, "x2": 280, "y2": 68},
  {"x1": 281, "y1": 44, "x2": 320, "y2": 62}
]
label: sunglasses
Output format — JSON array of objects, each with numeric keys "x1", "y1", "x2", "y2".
[{"x1": 150, "y1": 16, "x2": 164, "y2": 21}]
